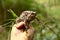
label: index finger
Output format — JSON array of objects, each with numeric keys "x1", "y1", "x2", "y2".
[{"x1": 13, "y1": 22, "x2": 25, "y2": 29}]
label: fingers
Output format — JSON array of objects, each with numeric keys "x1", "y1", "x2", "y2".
[{"x1": 13, "y1": 22, "x2": 25, "y2": 30}]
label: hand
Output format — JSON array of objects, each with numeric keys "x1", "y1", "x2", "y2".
[{"x1": 11, "y1": 22, "x2": 34, "y2": 40}]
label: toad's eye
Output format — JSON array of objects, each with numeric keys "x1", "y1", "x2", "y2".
[{"x1": 31, "y1": 13, "x2": 36, "y2": 16}]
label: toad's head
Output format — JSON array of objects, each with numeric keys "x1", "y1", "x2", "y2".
[{"x1": 16, "y1": 11, "x2": 36, "y2": 23}]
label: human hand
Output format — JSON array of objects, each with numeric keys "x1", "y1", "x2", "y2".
[{"x1": 11, "y1": 22, "x2": 34, "y2": 40}]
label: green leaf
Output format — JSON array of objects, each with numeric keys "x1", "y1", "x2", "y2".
[{"x1": 8, "y1": 9, "x2": 18, "y2": 18}]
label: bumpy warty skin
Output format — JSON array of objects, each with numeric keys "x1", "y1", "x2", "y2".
[
  {"x1": 11, "y1": 11, "x2": 35, "y2": 40},
  {"x1": 16, "y1": 11, "x2": 36, "y2": 23}
]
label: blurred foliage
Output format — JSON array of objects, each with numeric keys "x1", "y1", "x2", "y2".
[{"x1": 0, "y1": 0, "x2": 60, "y2": 40}]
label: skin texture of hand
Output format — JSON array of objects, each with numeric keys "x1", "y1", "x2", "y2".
[{"x1": 11, "y1": 22, "x2": 34, "y2": 40}]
